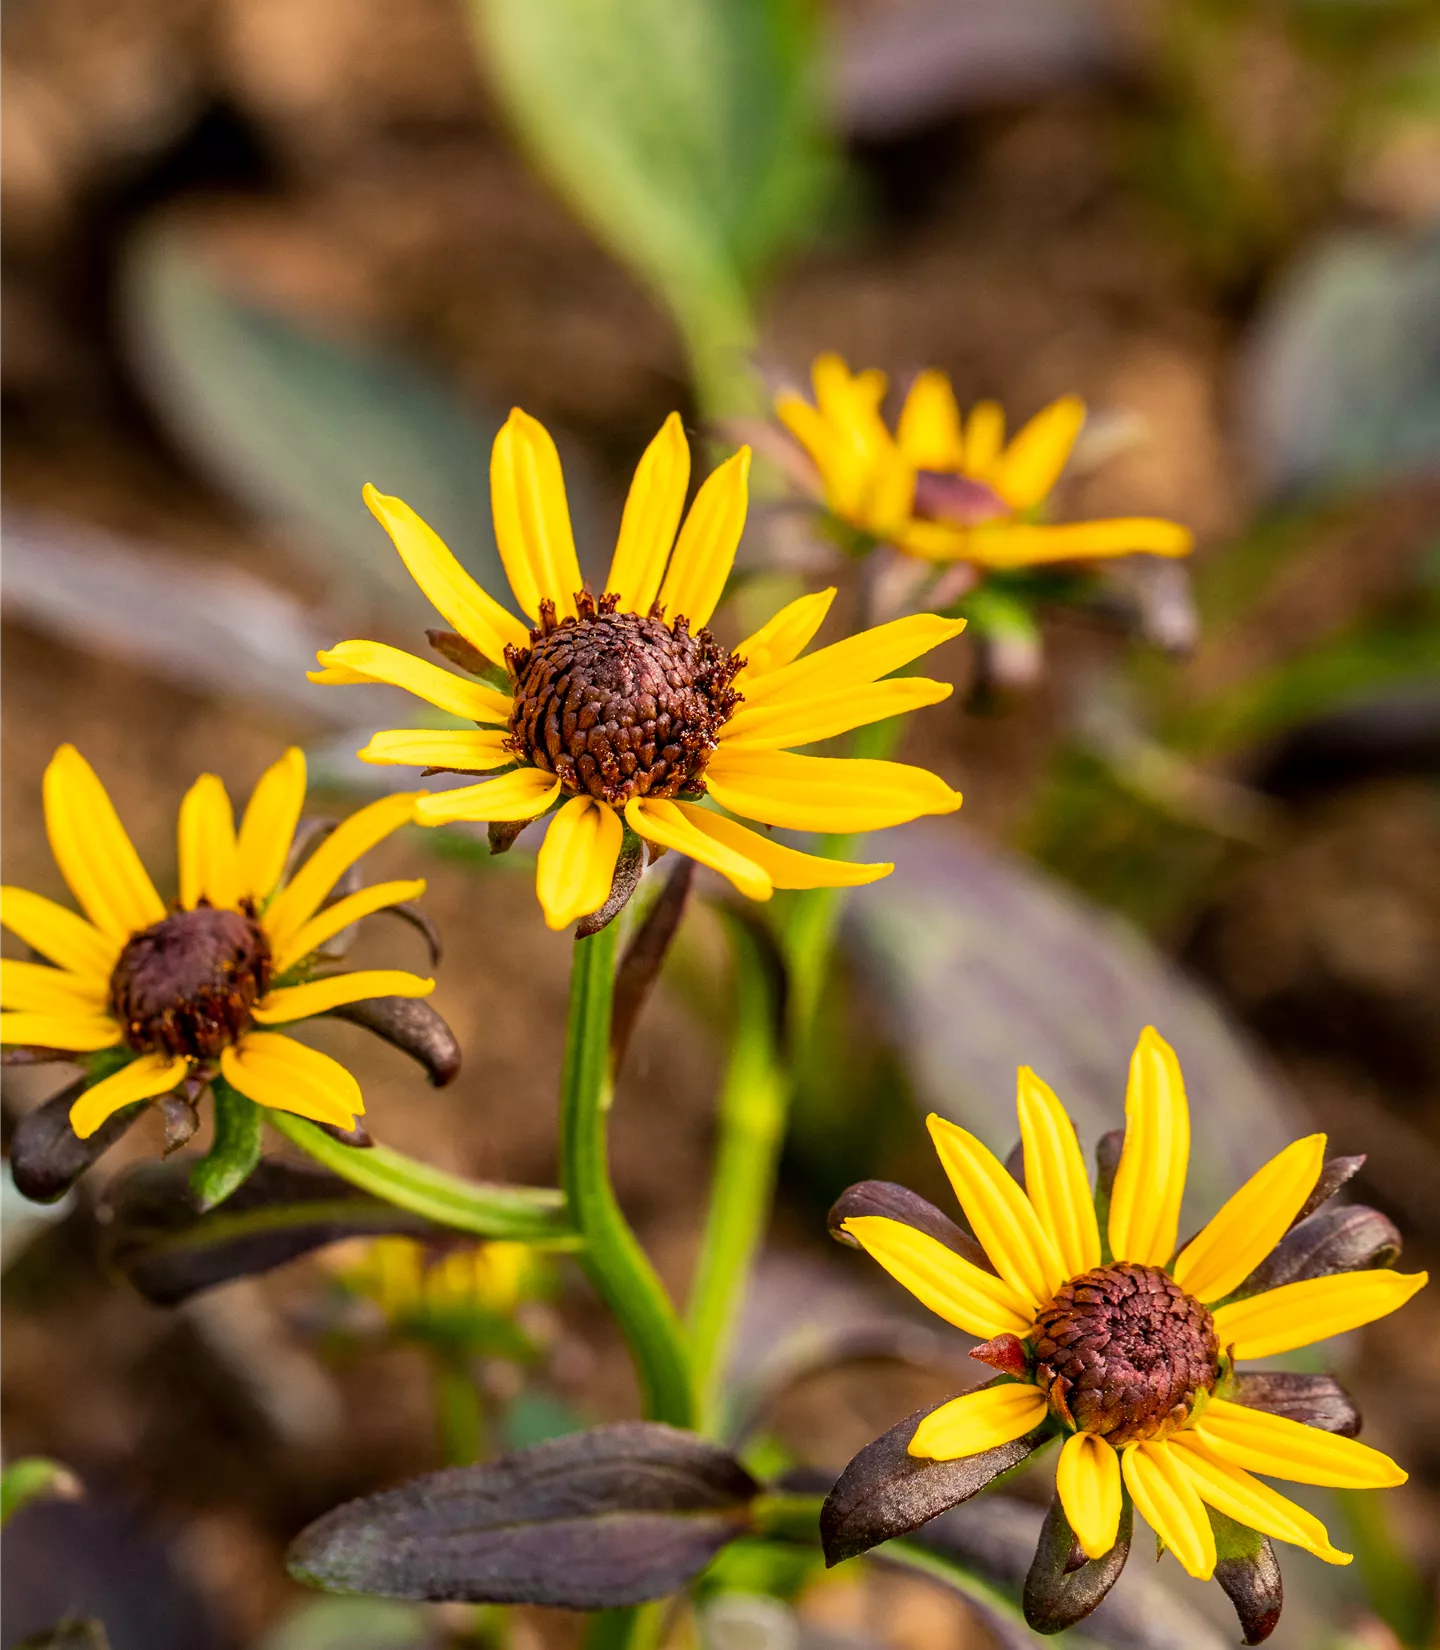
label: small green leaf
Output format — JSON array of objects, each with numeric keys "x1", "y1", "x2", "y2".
[
  {"x1": 1, "y1": 1457, "x2": 82, "y2": 1528},
  {"x1": 190, "y1": 1078, "x2": 263, "y2": 1211}
]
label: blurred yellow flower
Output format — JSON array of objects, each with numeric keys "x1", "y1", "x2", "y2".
[
  {"x1": 315, "y1": 408, "x2": 965, "y2": 931},
  {"x1": 1, "y1": 746, "x2": 431, "y2": 1138},
  {"x1": 776, "y1": 354, "x2": 1193, "y2": 570}
]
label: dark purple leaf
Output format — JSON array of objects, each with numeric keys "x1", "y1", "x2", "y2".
[
  {"x1": 427, "y1": 630, "x2": 492, "y2": 678},
  {"x1": 576, "y1": 835, "x2": 646, "y2": 938},
  {"x1": 611, "y1": 856, "x2": 694, "y2": 1070},
  {"x1": 325, "y1": 998, "x2": 461, "y2": 1088},
  {"x1": 1022, "y1": 1495, "x2": 1132, "y2": 1633},
  {"x1": 9, "y1": 1079, "x2": 146, "y2": 1204},
  {"x1": 287, "y1": 1423, "x2": 758, "y2": 1607},
  {"x1": 1290, "y1": 1154, "x2": 1365, "y2": 1228},
  {"x1": 100, "y1": 1157, "x2": 437, "y2": 1305},
  {"x1": 1233, "y1": 1204, "x2": 1401, "y2": 1298},
  {"x1": 1209, "y1": 1509, "x2": 1282, "y2": 1645},
  {"x1": 819, "y1": 1391, "x2": 1046, "y2": 1566},
  {"x1": 1228, "y1": 1373, "x2": 1360, "y2": 1438},
  {"x1": 827, "y1": 1180, "x2": 990, "y2": 1271}
]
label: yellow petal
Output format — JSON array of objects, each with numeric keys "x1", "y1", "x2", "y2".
[
  {"x1": 42, "y1": 745, "x2": 165, "y2": 941},
  {"x1": 272, "y1": 879, "x2": 426, "y2": 975},
  {"x1": 1121, "y1": 1443, "x2": 1216, "y2": 1580},
  {"x1": 254, "y1": 970, "x2": 434, "y2": 1024},
  {"x1": 1195, "y1": 1399, "x2": 1407, "y2": 1489},
  {"x1": 1173, "y1": 1134, "x2": 1326, "y2": 1303},
  {"x1": 357, "y1": 729, "x2": 515, "y2": 771},
  {"x1": 1167, "y1": 1436, "x2": 1352, "y2": 1564},
  {"x1": 177, "y1": 774, "x2": 240, "y2": 912},
  {"x1": 991, "y1": 395, "x2": 1085, "y2": 511},
  {"x1": 237, "y1": 749, "x2": 308, "y2": 904},
  {"x1": 311, "y1": 639, "x2": 512, "y2": 724},
  {"x1": 412, "y1": 769, "x2": 562, "y2": 827},
  {"x1": 222, "y1": 1031, "x2": 363, "y2": 1129},
  {"x1": 720, "y1": 677, "x2": 953, "y2": 751},
  {"x1": 776, "y1": 389, "x2": 841, "y2": 478},
  {"x1": 490, "y1": 408, "x2": 583, "y2": 621},
  {"x1": 736, "y1": 613, "x2": 966, "y2": 710},
  {"x1": 363, "y1": 485, "x2": 530, "y2": 662},
  {"x1": 1017, "y1": 1068, "x2": 1101, "y2": 1280},
  {"x1": 841, "y1": 1214, "x2": 1034, "y2": 1339},
  {"x1": 705, "y1": 748, "x2": 962, "y2": 834},
  {"x1": 656, "y1": 446, "x2": 751, "y2": 630},
  {"x1": 963, "y1": 518, "x2": 1194, "y2": 568},
  {"x1": 927, "y1": 1114, "x2": 1066, "y2": 1304},
  {"x1": 1211, "y1": 1269, "x2": 1428, "y2": 1361},
  {"x1": 534, "y1": 797, "x2": 623, "y2": 930},
  {"x1": 667, "y1": 804, "x2": 891, "y2": 890},
  {"x1": 0, "y1": 959, "x2": 108, "y2": 1014},
  {"x1": 69, "y1": 1052, "x2": 189, "y2": 1138},
  {"x1": 962, "y1": 400, "x2": 1005, "y2": 478},
  {"x1": 733, "y1": 588, "x2": 836, "y2": 685},
  {"x1": 909, "y1": 1383, "x2": 1047, "y2": 1461},
  {"x1": 0, "y1": 886, "x2": 117, "y2": 980},
  {"x1": 624, "y1": 798, "x2": 771, "y2": 903},
  {"x1": 263, "y1": 793, "x2": 421, "y2": 950},
  {"x1": 1108, "y1": 1026, "x2": 1189, "y2": 1267},
  {"x1": 1056, "y1": 1432, "x2": 1123, "y2": 1560},
  {"x1": 0, "y1": 1011, "x2": 122, "y2": 1052},
  {"x1": 606, "y1": 412, "x2": 691, "y2": 615},
  {"x1": 896, "y1": 370, "x2": 965, "y2": 471}
]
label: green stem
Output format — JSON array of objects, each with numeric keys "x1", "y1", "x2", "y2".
[
  {"x1": 433, "y1": 1351, "x2": 485, "y2": 1467},
  {"x1": 560, "y1": 924, "x2": 695, "y2": 1430},
  {"x1": 687, "y1": 914, "x2": 787, "y2": 1432}
]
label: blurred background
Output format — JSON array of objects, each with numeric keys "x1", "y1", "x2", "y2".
[{"x1": 3, "y1": 0, "x2": 1438, "y2": 1645}]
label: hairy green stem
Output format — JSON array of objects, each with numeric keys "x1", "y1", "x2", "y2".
[
  {"x1": 561, "y1": 924, "x2": 695, "y2": 1430},
  {"x1": 687, "y1": 914, "x2": 787, "y2": 1432}
]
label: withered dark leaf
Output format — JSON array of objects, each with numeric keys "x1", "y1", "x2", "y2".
[
  {"x1": 1290, "y1": 1154, "x2": 1364, "y2": 1228},
  {"x1": 287, "y1": 1422, "x2": 758, "y2": 1607},
  {"x1": 1209, "y1": 1509, "x2": 1282, "y2": 1645},
  {"x1": 1228, "y1": 1373, "x2": 1360, "y2": 1437},
  {"x1": 1233, "y1": 1204, "x2": 1400, "y2": 1298},
  {"x1": 487, "y1": 819, "x2": 529, "y2": 856},
  {"x1": 575, "y1": 835, "x2": 646, "y2": 938},
  {"x1": 427, "y1": 629, "x2": 493, "y2": 677},
  {"x1": 9, "y1": 1079, "x2": 146, "y2": 1204},
  {"x1": 827, "y1": 1181, "x2": 992, "y2": 1273},
  {"x1": 325, "y1": 997, "x2": 461, "y2": 1087},
  {"x1": 100, "y1": 1157, "x2": 437, "y2": 1305},
  {"x1": 1022, "y1": 1495, "x2": 1132, "y2": 1634},
  {"x1": 610, "y1": 855, "x2": 694, "y2": 1069},
  {"x1": 820, "y1": 1391, "x2": 1046, "y2": 1566}
]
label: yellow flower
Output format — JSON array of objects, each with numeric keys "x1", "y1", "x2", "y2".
[
  {"x1": 776, "y1": 354, "x2": 1194, "y2": 570},
  {"x1": 833, "y1": 1027, "x2": 1426, "y2": 1598},
  {"x1": 314, "y1": 408, "x2": 965, "y2": 931},
  {"x1": 1, "y1": 746, "x2": 434, "y2": 1139},
  {"x1": 346, "y1": 1235, "x2": 548, "y2": 1329}
]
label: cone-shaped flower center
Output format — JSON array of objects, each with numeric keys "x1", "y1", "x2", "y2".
[
  {"x1": 1031, "y1": 1262, "x2": 1219, "y2": 1446},
  {"x1": 506, "y1": 593, "x2": 742, "y2": 805},
  {"x1": 110, "y1": 904, "x2": 272, "y2": 1058}
]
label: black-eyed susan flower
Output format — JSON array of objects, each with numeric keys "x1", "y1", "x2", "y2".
[
  {"x1": 312, "y1": 408, "x2": 964, "y2": 931},
  {"x1": 339, "y1": 1235, "x2": 551, "y2": 1351},
  {"x1": 822, "y1": 1027, "x2": 1427, "y2": 1640},
  {"x1": 1, "y1": 745, "x2": 438, "y2": 1151},
  {"x1": 775, "y1": 354, "x2": 1193, "y2": 572}
]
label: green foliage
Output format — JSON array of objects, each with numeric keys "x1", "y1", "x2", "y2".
[
  {"x1": 470, "y1": 0, "x2": 836, "y2": 412},
  {"x1": 190, "y1": 1078, "x2": 263, "y2": 1211},
  {"x1": 0, "y1": 1457, "x2": 81, "y2": 1528}
]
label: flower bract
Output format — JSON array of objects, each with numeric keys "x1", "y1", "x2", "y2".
[
  {"x1": 776, "y1": 354, "x2": 1194, "y2": 570},
  {"x1": 824, "y1": 1027, "x2": 1427, "y2": 1639},
  {"x1": 315, "y1": 408, "x2": 965, "y2": 930},
  {"x1": 1, "y1": 746, "x2": 436, "y2": 1142}
]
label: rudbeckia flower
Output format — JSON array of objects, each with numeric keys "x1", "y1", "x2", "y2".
[
  {"x1": 1, "y1": 745, "x2": 440, "y2": 1154},
  {"x1": 822, "y1": 1027, "x2": 1426, "y2": 1641},
  {"x1": 314, "y1": 408, "x2": 964, "y2": 931},
  {"x1": 775, "y1": 354, "x2": 1193, "y2": 571}
]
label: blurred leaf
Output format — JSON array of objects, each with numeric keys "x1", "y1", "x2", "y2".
[
  {"x1": 13, "y1": 1623, "x2": 111, "y2": 1650},
  {"x1": 100, "y1": 1157, "x2": 438, "y2": 1306},
  {"x1": 119, "y1": 215, "x2": 509, "y2": 609},
  {"x1": 258, "y1": 1598, "x2": 438, "y2": 1650},
  {"x1": 1242, "y1": 231, "x2": 1440, "y2": 499},
  {"x1": 287, "y1": 1422, "x2": 759, "y2": 1607},
  {"x1": 1, "y1": 1460, "x2": 82, "y2": 1529},
  {"x1": 1337, "y1": 1488, "x2": 1435, "y2": 1650},
  {"x1": 471, "y1": 0, "x2": 835, "y2": 410},
  {"x1": 1, "y1": 510, "x2": 353, "y2": 724},
  {"x1": 850, "y1": 826, "x2": 1301, "y2": 1225}
]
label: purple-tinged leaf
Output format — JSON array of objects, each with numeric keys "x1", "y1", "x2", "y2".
[
  {"x1": 1290, "y1": 1154, "x2": 1365, "y2": 1228},
  {"x1": 1022, "y1": 1495, "x2": 1132, "y2": 1633},
  {"x1": 827, "y1": 1180, "x2": 991, "y2": 1272},
  {"x1": 575, "y1": 835, "x2": 646, "y2": 938},
  {"x1": 287, "y1": 1423, "x2": 758, "y2": 1607},
  {"x1": 1208, "y1": 1508, "x2": 1282, "y2": 1645},
  {"x1": 1232, "y1": 1204, "x2": 1400, "y2": 1299},
  {"x1": 9, "y1": 1080, "x2": 145, "y2": 1205},
  {"x1": 611, "y1": 856, "x2": 695, "y2": 1071},
  {"x1": 325, "y1": 998, "x2": 461, "y2": 1088},
  {"x1": 1228, "y1": 1373, "x2": 1360, "y2": 1438}
]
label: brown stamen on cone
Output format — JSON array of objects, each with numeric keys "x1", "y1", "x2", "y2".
[{"x1": 506, "y1": 593, "x2": 741, "y2": 805}]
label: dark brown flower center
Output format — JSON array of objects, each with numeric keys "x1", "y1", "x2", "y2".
[
  {"x1": 1031, "y1": 1262, "x2": 1219, "y2": 1445},
  {"x1": 506, "y1": 593, "x2": 742, "y2": 806},
  {"x1": 109, "y1": 904, "x2": 272, "y2": 1059}
]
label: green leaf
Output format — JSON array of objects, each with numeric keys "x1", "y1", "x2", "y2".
[
  {"x1": 470, "y1": 0, "x2": 836, "y2": 411},
  {"x1": 1, "y1": 1457, "x2": 81, "y2": 1528},
  {"x1": 190, "y1": 1078, "x2": 263, "y2": 1210},
  {"x1": 267, "y1": 1112, "x2": 577, "y2": 1245}
]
